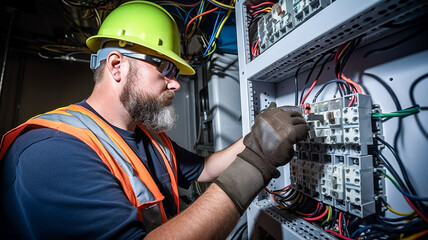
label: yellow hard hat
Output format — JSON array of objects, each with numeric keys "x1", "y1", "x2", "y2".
[{"x1": 86, "y1": 1, "x2": 195, "y2": 75}]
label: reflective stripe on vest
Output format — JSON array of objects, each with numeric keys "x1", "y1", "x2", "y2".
[{"x1": 0, "y1": 104, "x2": 179, "y2": 231}]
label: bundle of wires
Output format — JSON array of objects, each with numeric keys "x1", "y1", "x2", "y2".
[
  {"x1": 294, "y1": 36, "x2": 364, "y2": 106},
  {"x1": 372, "y1": 141, "x2": 428, "y2": 225},
  {"x1": 266, "y1": 167, "x2": 428, "y2": 239},
  {"x1": 157, "y1": 1, "x2": 235, "y2": 65},
  {"x1": 333, "y1": 37, "x2": 363, "y2": 106},
  {"x1": 247, "y1": 1, "x2": 276, "y2": 59}
]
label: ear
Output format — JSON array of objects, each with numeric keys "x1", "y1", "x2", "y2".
[{"x1": 106, "y1": 50, "x2": 123, "y2": 82}]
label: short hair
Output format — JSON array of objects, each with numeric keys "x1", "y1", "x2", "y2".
[{"x1": 93, "y1": 60, "x2": 106, "y2": 83}]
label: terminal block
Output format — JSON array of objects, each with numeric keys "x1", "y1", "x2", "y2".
[
  {"x1": 258, "y1": 0, "x2": 294, "y2": 54},
  {"x1": 293, "y1": 0, "x2": 330, "y2": 25},
  {"x1": 291, "y1": 94, "x2": 384, "y2": 218}
]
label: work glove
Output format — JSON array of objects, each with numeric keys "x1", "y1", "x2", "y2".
[{"x1": 214, "y1": 103, "x2": 309, "y2": 214}]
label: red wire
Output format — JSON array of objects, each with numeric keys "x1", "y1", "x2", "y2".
[
  {"x1": 185, "y1": 7, "x2": 219, "y2": 39},
  {"x1": 334, "y1": 44, "x2": 345, "y2": 64},
  {"x1": 325, "y1": 230, "x2": 356, "y2": 240},
  {"x1": 404, "y1": 194, "x2": 428, "y2": 224},
  {"x1": 338, "y1": 212, "x2": 343, "y2": 235},
  {"x1": 250, "y1": 1, "x2": 275, "y2": 8},
  {"x1": 304, "y1": 205, "x2": 328, "y2": 221},
  {"x1": 297, "y1": 202, "x2": 321, "y2": 216},
  {"x1": 300, "y1": 78, "x2": 318, "y2": 105},
  {"x1": 252, "y1": 7, "x2": 271, "y2": 16}
]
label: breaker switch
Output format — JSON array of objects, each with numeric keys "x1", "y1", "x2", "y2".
[{"x1": 327, "y1": 111, "x2": 335, "y2": 124}]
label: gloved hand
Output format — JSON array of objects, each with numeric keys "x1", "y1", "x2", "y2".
[
  {"x1": 239, "y1": 102, "x2": 310, "y2": 185},
  {"x1": 214, "y1": 103, "x2": 309, "y2": 214}
]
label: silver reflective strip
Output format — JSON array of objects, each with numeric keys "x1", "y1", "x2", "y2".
[
  {"x1": 141, "y1": 203, "x2": 163, "y2": 232},
  {"x1": 146, "y1": 129, "x2": 174, "y2": 173},
  {"x1": 36, "y1": 111, "x2": 156, "y2": 204}
]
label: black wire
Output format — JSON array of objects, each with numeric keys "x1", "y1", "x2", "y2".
[
  {"x1": 409, "y1": 72, "x2": 427, "y2": 104},
  {"x1": 363, "y1": 26, "x2": 428, "y2": 58},
  {"x1": 374, "y1": 151, "x2": 428, "y2": 217},
  {"x1": 294, "y1": 60, "x2": 313, "y2": 106},
  {"x1": 329, "y1": 209, "x2": 338, "y2": 230},
  {"x1": 409, "y1": 73, "x2": 428, "y2": 140},
  {"x1": 342, "y1": 213, "x2": 350, "y2": 237},
  {"x1": 375, "y1": 136, "x2": 418, "y2": 196},
  {"x1": 338, "y1": 37, "x2": 361, "y2": 77},
  {"x1": 313, "y1": 79, "x2": 350, "y2": 103},
  {"x1": 300, "y1": 52, "x2": 330, "y2": 104}
]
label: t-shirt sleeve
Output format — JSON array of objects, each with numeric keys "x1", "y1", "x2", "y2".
[
  {"x1": 171, "y1": 140, "x2": 205, "y2": 189},
  {"x1": 1, "y1": 129, "x2": 146, "y2": 239}
]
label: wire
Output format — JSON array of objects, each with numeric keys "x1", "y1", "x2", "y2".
[
  {"x1": 373, "y1": 152, "x2": 428, "y2": 224},
  {"x1": 250, "y1": 2, "x2": 275, "y2": 8},
  {"x1": 252, "y1": 7, "x2": 272, "y2": 15},
  {"x1": 303, "y1": 205, "x2": 328, "y2": 221},
  {"x1": 300, "y1": 52, "x2": 329, "y2": 104},
  {"x1": 409, "y1": 73, "x2": 428, "y2": 140},
  {"x1": 208, "y1": 0, "x2": 235, "y2": 9},
  {"x1": 375, "y1": 136, "x2": 418, "y2": 197},
  {"x1": 185, "y1": 6, "x2": 219, "y2": 40},
  {"x1": 402, "y1": 229, "x2": 428, "y2": 240},
  {"x1": 342, "y1": 213, "x2": 350, "y2": 237},
  {"x1": 372, "y1": 105, "x2": 420, "y2": 118},
  {"x1": 294, "y1": 60, "x2": 313, "y2": 106},
  {"x1": 321, "y1": 206, "x2": 332, "y2": 226},
  {"x1": 300, "y1": 53, "x2": 333, "y2": 105},
  {"x1": 325, "y1": 230, "x2": 355, "y2": 240},
  {"x1": 363, "y1": 26, "x2": 428, "y2": 57},
  {"x1": 312, "y1": 79, "x2": 350, "y2": 103},
  {"x1": 380, "y1": 172, "x2": 428, "y2": 201},
  {"x1": 379, "y1": 197, "x2": 414, "y2": 216}
]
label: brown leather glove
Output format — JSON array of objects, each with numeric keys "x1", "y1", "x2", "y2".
[
  {"x1": 214, "y1": 103, "x2": 309, "y2": 214},
  {"x1": 239, "y1": 102, "x2": 310, "y2": 185}
]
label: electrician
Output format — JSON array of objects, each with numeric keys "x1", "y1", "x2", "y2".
[{"x1": 0, "y1": 1, "x2": 309, "y2": 239}]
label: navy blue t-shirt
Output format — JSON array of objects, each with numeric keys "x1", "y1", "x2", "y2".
[{"x1": 0, "y1": 101, "x2": 205, "y2": 239}]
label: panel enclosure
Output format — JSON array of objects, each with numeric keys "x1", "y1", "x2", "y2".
[{"x1": 236, "y1": 0, "x2": 428, "y2": 238}]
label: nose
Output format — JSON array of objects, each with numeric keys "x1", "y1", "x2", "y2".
[{"x1": 167, "y1": 78, "x2": 180, "y2": 91}]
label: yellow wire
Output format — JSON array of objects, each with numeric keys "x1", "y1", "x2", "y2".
[
  {"x1": 210, "y1": 0, "x2": 235, "y2": 9},
  {"x1": 214, "y1": 0, "x2": 235, "y2": 39},
  {"x1": 386, "y1": 203, "x2": 413, "y2": 216},
  {"x1": 401, "y1": 229, "x2": 428, "y2": 240},
  {"x1": 337, "y1": 41, "x2": 352, "y2": 60}
]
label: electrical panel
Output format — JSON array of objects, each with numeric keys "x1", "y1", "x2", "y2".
[
  {"x1": 291, "y1": 93, "x2": 385, "y2": 218},
  {"x1": 257, "y1": 0, "x2": 331, "y2": 55},
  {"x1": 236, "y1": 0, "x2": 428, "y2": 238}
]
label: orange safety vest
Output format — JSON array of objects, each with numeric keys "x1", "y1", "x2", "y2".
[{"x1": 0, "y1": 104, "x2": 180, "y2": 232}]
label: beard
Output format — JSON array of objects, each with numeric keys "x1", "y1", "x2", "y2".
[{"x1": 120, "y1": 63, "x2": 178, "y2": 133}]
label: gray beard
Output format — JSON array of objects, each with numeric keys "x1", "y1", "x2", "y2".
[{"x1": 120, "y1": 64, "x2": 178, "y2": 133}]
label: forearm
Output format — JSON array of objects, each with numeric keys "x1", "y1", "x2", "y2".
[
  {"x1": 197, "y1": 138, "x2": 244, "y2": 182},
  {"x1": 145, "y1": 183, "x2": 240, "y2": 240}
]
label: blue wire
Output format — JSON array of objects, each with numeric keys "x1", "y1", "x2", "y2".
[
  {"x1": 203, "y1": 9, "x2": 223, "y2": 56},
  {"x1": 183, "y1": 5, "x2": 198, "y2": 31},
  {"x1": 383, "y1": 172, "x2": 428, "y2": 201},
  {"x1": 351, "y1": 225, "x2": 372, "y2": 238},
  {"x1": 174, "y1": 6, "x2": 184, "y2": 21}
]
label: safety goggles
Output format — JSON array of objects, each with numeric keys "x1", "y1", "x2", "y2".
[{"x1": 90, "y1": 47, "x2": 179, "y2": 79}]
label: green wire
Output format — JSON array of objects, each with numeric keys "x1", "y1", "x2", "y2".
[
  {"x1": 322, "y1": 206, "x2": 332, "y2": 226},
  {"x1": 372, "y1": 106, "x2": 420, "y2": 118},
  {"x1": 203, "y1": 41, "x2": 217, "y2": 57}
]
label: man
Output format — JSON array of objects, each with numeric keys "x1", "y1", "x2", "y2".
[{"x1": 0, "y1": 1, "x2": 309, "y2": 239}]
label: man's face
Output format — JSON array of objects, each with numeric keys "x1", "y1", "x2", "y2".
[{"x1": 120, "y1": 60, "x2": 178, "y2": 132}]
